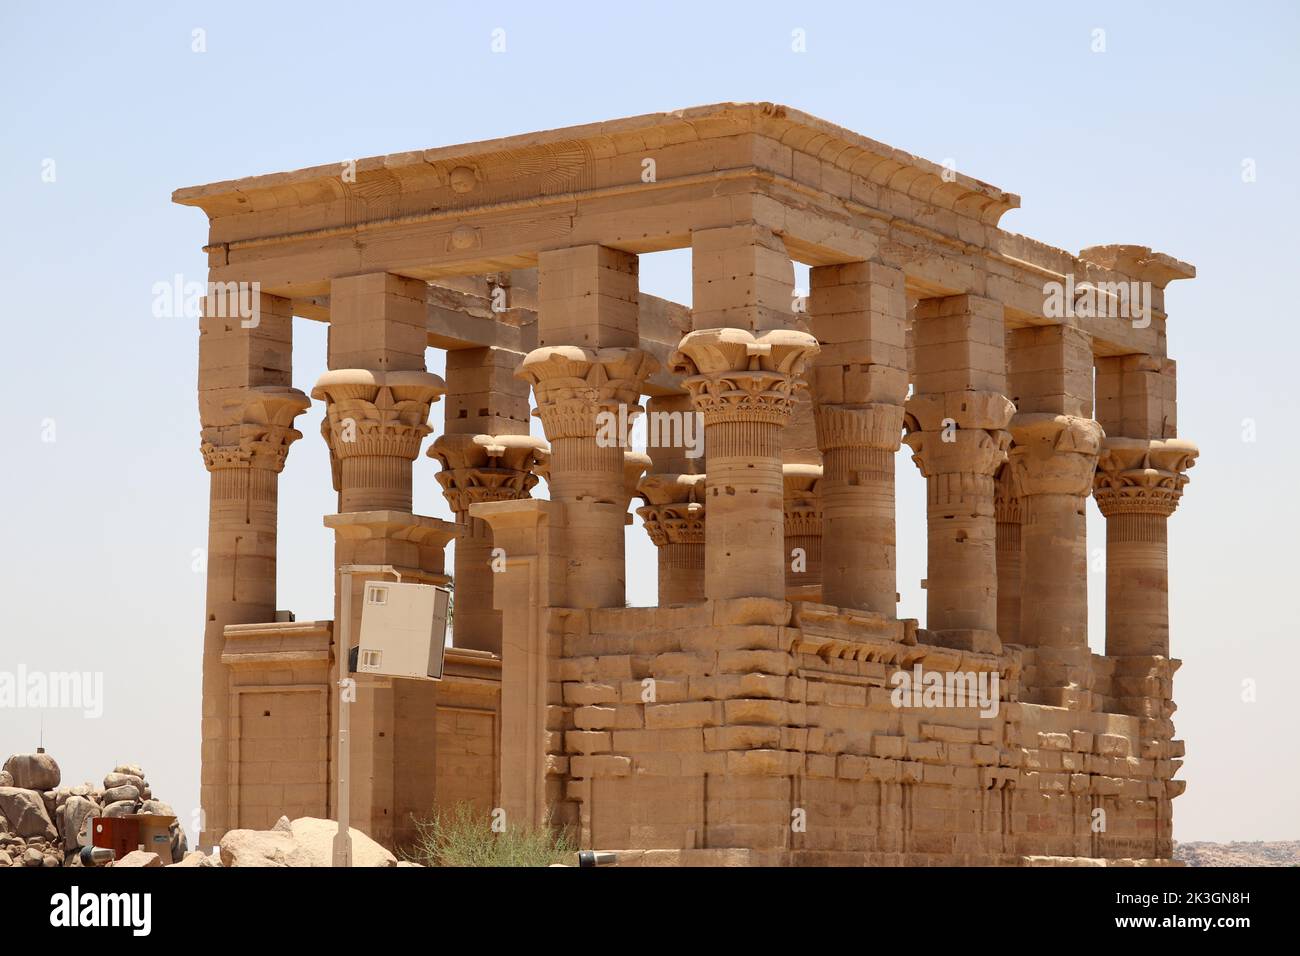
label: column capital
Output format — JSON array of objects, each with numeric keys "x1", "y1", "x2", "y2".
[
  {"x1": 312, "y1": 369, "x2": 445, "y2": 460},
  {"x1": 903, "y1": 427, "x2": 1011, "y2": 481},
  {"x1": 636, "y1": 473, "x2": 706, "y2": 546},
  {"x1": 200, "y1": 385, "x2": 310, "y2": 474},
  {"x1": 637, "y1": 470, "x2": 707, "y2": 546},
  {"x1": 783, "y1": 464, "x2": 823, "y2": 538},
  {"x1": 813, "y1": 403, "x2": 905, "y2": 452},
  {"x1": 994, "y1": 464, "x2": 1024, "y2": 525},
  {"x1": 669, "y1": 327, "x2": 820, "y2": 426},
  {"x1": 636, "y1": 502, "x2": 706, "y2": 547},
  {"x1": 905, "y1": 391, "x2": 1016, "y2": 434},
  {"x1": 429, "y1": 433, "x2": 548, "y2": 515},
  {"x1": 1093, "y1": 437, "x2": 1199, "y2": 518},
  {"x1": 1008, "y1": 413, "x2": 1105, "y2": 497},
  {"x1": 517, "y1": 346, "x2": 658, "y2": 440}
]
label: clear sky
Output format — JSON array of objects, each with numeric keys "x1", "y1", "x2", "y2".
[{"x1": 1, "y1": 1, "x2": 1296, "y2": 845}]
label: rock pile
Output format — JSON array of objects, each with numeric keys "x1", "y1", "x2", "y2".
[
  {"x1": 0, "y1": 751, "x2": 188, "y2": 867},
  {"x1": 0, "y1": 751, "x2": 412, "y2": 868}
]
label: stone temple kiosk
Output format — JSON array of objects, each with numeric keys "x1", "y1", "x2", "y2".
[{"x1": 176, "y1": 103, "x2": 1197, "y2": 865}]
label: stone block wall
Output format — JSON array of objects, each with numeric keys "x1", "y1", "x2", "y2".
[{"x1": 548, "y1": 598, "x2": 1181, "y2": 865}]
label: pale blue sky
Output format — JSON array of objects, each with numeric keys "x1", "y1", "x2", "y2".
[{"x1": 1, "y1": 1, "x2": 1296, "y2": 844}]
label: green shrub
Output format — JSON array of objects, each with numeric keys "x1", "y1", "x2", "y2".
[{"x1": 401, "y1": 802, "x2": 575, "y2": 867}]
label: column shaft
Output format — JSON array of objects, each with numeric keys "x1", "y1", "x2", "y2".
[
  {"x1": 659, "y1": 542, "x2": 705, "y2": 605},
  {"x1": 707, "y1": 419, "x2": 784, "y2": 599},
  {"x1": 925, "y1": 468, "x2": 1000, "y2": 631},
  {"x1": 809, "y1": 262, "x2": 908, "y2": 615},
  {"x1": 819, "y1": 416, "x2": 903, "y2": 613},
  {"x1": 454, "y1": 515, "x2": 498, "y2": 651},
  {"x1": 1105, "y1": 512, "x2": 1169, "y2": 657},
  {"x1": 1020, "y1": 492, "x2": 1089, "y2": 648}
]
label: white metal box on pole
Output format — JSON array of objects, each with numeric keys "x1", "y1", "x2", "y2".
[{"x1": 356, "y1": 580, "x2": 450, "y2": 680}]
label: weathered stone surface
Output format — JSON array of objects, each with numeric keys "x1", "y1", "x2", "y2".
[
  {"x1": 3, "y1": 753, "x2": 60, "y2": 792},
  {"x1": 104, "y1": 772, "x2": 145, "y2": 792},
  {"x1": 102, "y1": 800, "x2": 137, "y2": 818},
  {"x1": 219, "y1": 817, "x2": 396, "y2": 868},
  {"x1": 114, "y1": 850, "x2": 163, "y2": 868},
  {"x1": 63, "y1": 795, "x2": 98, "y2": 852},
  {"x1": 286, "y1": 817, "x2": 397, "y2": 868},
  {"x1": 218, "y1": 828, "x2": 303, "y2": 868},
  {"x1": 0, "y1": 787, "x2": 58, "y2": 841},
  {"x1": 101, "y1": 784, "x2": 140, "y2": 804}
]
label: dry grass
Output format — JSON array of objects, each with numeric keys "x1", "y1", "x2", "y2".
[{"x1": 401, "y1": 802, "x2": 575, "y2": 867}]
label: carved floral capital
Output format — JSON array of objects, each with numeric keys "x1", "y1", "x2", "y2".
[
  {"x1": 517, "y1": 346, "x2": 658, "y2": 441},
  {"x1": 429, "y1": 433, "x2": 549, "y2": 515},
  {"x1": 669, "y1": 328, "x2": 820, "y2": 426},
  {"x1": 1008, "y1": 414, "x2": 1105, "y2": 498},
  {"x1": 312, "y1": 369, "x2": 445, "y2": 462},
  {"x1": 636, "y1": 473, "x2": 706, "y2": 546},
  {"x1": 200, "y1": 386, "x2": 311, "y2": 474},
  {"x1": 1093, "y1": 437, "x2": 1199, "y2": 518}
]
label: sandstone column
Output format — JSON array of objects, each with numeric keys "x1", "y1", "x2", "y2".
[
  {"x1": 1007, "y1": 325, "x2": 1103, "y2": 706},
  {"x1": 669, "y1": 225, "x2": 819, "y2": 601},
  {"x1": 1079, "y1": 246, "x2": 1197, "y2": 855},
  {"x1": 430, "y1": 345, "x2": 543, "y2": 654},
  {"x1": 809, "y1": 262, "x2": 908, "y2": 614},
  {"x1": 1094, "y1": 439, "x2": 1197, "y2": 658},
  {"x1": 517, "y1": 245, "x2": 657, "y2": 609},
  {"x1": 636, "y1": 393, "x2": 707, "y2": 605},
  {"x1": 783, "y1": 464, "x2": 823, "y2": 601},
  {"x1": 671, "y1": 325, "x2": 819, "y2": 600},
  {"x1": 197, "y1": 290, "x2": 309, "y2": 846},
  {"x1": 636, "y1": 473, "x2": 706, "y2": 605},
  {"x1": 195, "y1": 286, "x2": 309, "y2": 842},
  {"x1": 904, "y1": 295, "x2": 1014, "y2": 646},
  {"x1": 1093, "y1": 355, "x2": 1198, "y2": 662},
  {"x1": 312, "y1": 272, "x2": 446, "y2": 845}
]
